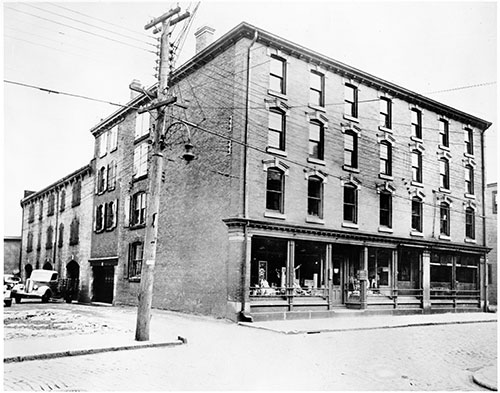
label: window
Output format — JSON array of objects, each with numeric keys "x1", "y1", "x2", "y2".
[
  {"x1": 266, "y1": 168, "x2": 284, "y2": 213},
  {"x1": 379, "y1": 192, "x2": 392, "y2": 228},
  {"x1": 411, "y1": 197, "x2": 423, "y2": 232},
  {"x1": 380, "y1": 141, "x2": 392, "y2": 176},
  {"x1": 465, "y1": 165, "x2": 474, "y2": 195},
  {"x1": 39, "y1": 200, "x2": 43, "y2": 220},
  {"x1": 380, "y1": 97, "x2": 392, "y2": 129},
  {"x1": 310, "y1": 70, "x2": 324, "y2": 107},
  {"x1": 307, "y1": 176, "x2": 323, "y2": 218},
  {"x1": 135, "y1": 111, "x2": 151, "y2": 140},
  {"x1": 270, "y1": 55, "x2": 286, "y2": 94},
  {"x1": 411, "y1": 150, "x2": 423, "y2": 183},
  {"x1": 133, "y1": 143, "x2": 148, "y2": 179},
  {"x1": 129, "y1": 242, "x2": 143, "y2": 280},
  {"x1": 69, "y1": 218, "x2": 79, "y2": 245},
  {"x1": 411, "y1": 109, "x2": 422, "y2": 139},
  {"x1": 268, "y1": 109, "x2": 285, "y2": 150},
  {"x1": 95, "y1": 204, "x2": 105, "y2": 232},
  {"x1": 72, "y1": 180, "x2": 81, "y2": 207},
  {"x1": 439, "y1": 119, "x2": 449, "y2": 147},
  {"x1": 308, "y1": 121, "x2": 324, "y2": 160},
  {"x1": 465, "y1": 207, "x2": 475, "y2": 239},
  {"x1": 37, "y1": 231, "x2": 41, "y2": 251},
  {"x1": 440, "y1": 202, "x2": 450, "y2": 236},
  {"x1": 344, "y1": 84, "x2": 358, "y2": 118},
  {"x1": 344, "y1": 130, "x2": 358, "y2": 168},
  {"x1": 109, "y1": 126, "x2": 118, "y2": 151},
  {"x1": 97, "y1": 166, "x2": 107, "y2": 194},
  {"x1": 343, "y1": 184, "x2": 357, "y2": 223},
  {"x1": 97, "y1": 132, "x2": 108, "y2": 158},
  {"x1": 48, "y1": 194, "x2": 55, "y2": 216},
  {"x1": 46, "y1": 226, "x2": 54, "y2": 249},
  {"x1": 27, "y1": 232, "x2": 33, "y2": 253},
  {"x1": 28, "y1": 204, "x2": 35, "y2": 223},
  {"x1": 60, "y1": 189, "x2": 66, "y2": 212},
  {"x1": 439, "y1": 158, "x2": 450, "y2": 189},
  {"x1": 493, "y1": 190, "x2": 497, "y2": 214},
  {"x1": 464, "y1": 127, "x2": 473, "y2": 155},
  {"x1": 58, "y1": 224, "x2": 64, "y2": 248},
  {"x1": 131, "y1": 192, "x2": 147, "y2": 227},
  {"x1": 105, "y1": 201, "x2": 117, "y2": 230},
  {"x1": 107, "y1": 161, "x2": 117, "y2": 191}
]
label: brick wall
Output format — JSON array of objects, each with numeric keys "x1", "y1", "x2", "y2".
[
  {"x1": 486, "y1": 183, "x2": 497, "y2": 304},
  {"x1": 3, "y1": 238, "x2": 21, "y2": 274}
]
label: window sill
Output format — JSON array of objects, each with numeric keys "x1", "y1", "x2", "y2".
[
  {"x1": 378, "y1": 226, "x2": 393, "y2": 233},
  {"x1": 264, "y1": 211, "x2": 286, "y2": 220},
  {"x1": 439, "y1": 187, "x2": 451, "y2": 194},
  {"x1": 134, "y1": 134, "x2": 149, "y2": 145},
  {"x1": 342, "y1": 165, "x2": 360, "y2": 173},
  {"x1": 379, "y1": 173, "x2": 393, "y2": 181},
  {"x1": 464, "y1": 193, "x2": 476, "y2": 199},
  {"x1": 410, "y1": 136, "x2": 423, "y2": 143},
  {"x1": 133, "y1": 174, "x2": 148, "y2": 182},
  {"x1": 411, "y1": 181, "x2": 424, "y2": 188},
  {"x1": 378, "y1": 126, "x2": 392, "y2": 133},
  {"x1": 410, "y1": 231, "x2": 424, "y2": 237},
  {"x1": 129, "y1": 224, "x2": 146, "y2": 230},
  {"x1": 307, "y1": 157, "x2": 325, "y2": 166},
  {"x1": 342, "y1": 222, "x2": 359, "y2": 229},
  {"x1": 439, "y1": 235, "x2": 451, "y2": 241},
  {"x1": 465, "y1": 238, "x2": 477, "y2": 244},
  {"x1": 464, "y1": 152, "x2": 475, "y2": 159},
  {"x1": 267, "y1": 90, "x2": 287, "y2": 100},
  {"x1": 438, "y1": 144, "x2": 450, "y2": 152},
  {"x1": 306, "y1": 216, "x2": 324, "y2": 224},
  {"x1": 308, "y1": 103, "x2": 326, "y2": 113},
  {"x1": 128, "y1": 277, "x2": 141, "y2": 283},
  {"x1": 266, "y1": 147, "x2": 287, "y2": 157},
  {"x1": 343, "y1": 114, "x2": 359, "y2": 123}
]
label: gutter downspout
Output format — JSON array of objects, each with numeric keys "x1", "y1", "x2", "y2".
[
  {"x1": 480, "y1": 129, "x2": 488, "y2": 311},
  {"x1": 53, "y1": 189, "x2": 60, "y2": 276},
  {"x1": 240, "y1": 31, "x2": 258, "y2": 322}
]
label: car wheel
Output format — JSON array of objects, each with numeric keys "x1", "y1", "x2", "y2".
[
  {"x1": 41, "y1": 292, "x2": 50, "y2": 303},
  {"x1": 4, "y1": 299, "x2": 12, "y2": 307},
  {"x1": 14, "y1": 295, "x2": 21, "y2": 304}
]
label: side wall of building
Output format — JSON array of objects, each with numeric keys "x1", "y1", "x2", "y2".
[
  {"x1": 3, "y1": 238, "x2": 21, "y2": 275},
  {"x1": 486, "y1": 183, "x2": 497, "y2": 305}
]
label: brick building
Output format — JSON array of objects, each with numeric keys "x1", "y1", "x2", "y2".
[
  {"x1": 18, "y1": 22, "x2": 493, "y2": 320},
  {"x1": 486, "y1": 183, "x2": 497, "y2": 305},
  {"x1": 19, "y1": 164, "x2": 94, "y2": 302},
  {"x1": 4, "y1": 236, "x2": 21, "y2": 275}
]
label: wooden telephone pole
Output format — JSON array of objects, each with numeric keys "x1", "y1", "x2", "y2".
[{"x1": 135, "y1": 6, "x2": 190, "y2": 342}]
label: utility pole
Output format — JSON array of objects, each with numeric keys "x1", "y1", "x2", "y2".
[{"x1": 135, "y1": 6, "x2": 190, "y2": 342}]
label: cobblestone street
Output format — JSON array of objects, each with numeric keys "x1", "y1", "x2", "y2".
[{"x1": 3, "y1": 303, "x2": 497, "y2": 391}]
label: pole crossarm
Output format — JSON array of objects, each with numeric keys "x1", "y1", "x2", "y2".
[
  {"x1": 144, "y1": 7, "x2": 180, "y2": 30},
  {"x1": 138, "y1": 97, "x2": 177, "y2": 113}
]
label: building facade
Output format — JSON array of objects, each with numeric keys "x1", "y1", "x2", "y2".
[
  {"x1": 486, "y1": 183, "x2": 497, "y2": 305},
  {"x1": 18, "y1": 23, "x2": 492, "y2": 320},
  {"x1": 19, "y1": 164, "x2": 94, "y2": 302},
  {"x1": 4, "y1": 236, "x2": 21, "y2": 275}
]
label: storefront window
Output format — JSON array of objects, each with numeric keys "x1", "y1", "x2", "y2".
[
  {"x1": 398, "y1": 249, "x2": 420, "y2": 291},
  {"x1": 250, "y1": 237, "x2": 288, "y2": 295},
  {"x1": 456, "y1": 255, "x2": 478, "y2": 290},
  {"x1": 368, "y1": 249, "x2": 392, "y2": 290},
  {"x1": 430, "y1": 253, "x2": 453, "y2": 290},
  {"x1": 294, "y1": 241, "x2": 326, "y2": 296}
]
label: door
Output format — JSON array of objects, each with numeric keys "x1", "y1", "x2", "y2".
[
  {"x1": 92, "y1": 266, "x2": 114, "y2": 303},
  {"x1": 331, "y1": 255, "x2": 343, "y2": 305}
]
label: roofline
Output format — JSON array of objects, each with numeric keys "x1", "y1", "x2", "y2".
[
  {"x1": 20, "y1": 163, "x2": 93, "y2": 206},
  {"x1": 4, "y1": 236, "x2": 21, "y2": 241}
]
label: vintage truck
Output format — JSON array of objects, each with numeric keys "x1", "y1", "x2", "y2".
[{"x1": 11, "y1": 270, "x2": 78, "y2": 303}]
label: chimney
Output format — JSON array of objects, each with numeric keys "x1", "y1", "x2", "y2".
[
  {"x1": 194, "y1": 26, "x2": 215, "y2": 54},
  {"x1": 24, "y1": 190, "x2": 36, "y2": 198}
]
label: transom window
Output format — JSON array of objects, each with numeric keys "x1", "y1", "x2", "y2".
[
  {"x1": 343, "y1": 184, "x2": 358, "y2": 223},
  {"x1": 411, "y1": 197, "x2": 423, "y2": 232},
  {"x1": 307, "y1": 176, "x2": 323, "y2": 218},
  {"x1": 380, "y1": 192, "x2": 392, "y2": 228},
  {"x1": 308, "y1": 121, "x2": 324, "y2": 160},
  {"x1": 439, "y1": 158, "x2": 450, "y2": 189},
  {"x1": 266, "y1": 168, "x2": 284, "y2": 213},
  {"x1": 270, "y1": 55, "x2": 286, "y2": 94},
  {"x1": 380, "y1": 98, "x2": 392, "y2": 129},
  {"x1": 440, "y1": 202, "x2": 450, "y2": 236},
  {"x1": 344, "y1": 84, "x2": 358, "y2": 118},
  {"x1": 465, "y1": 207, "x2": 475, "y2": 239},
  {"x1": 344, "y1": 131, "x2": 358, "y2": 168},
  {"x1": 310, "y1": 70, "x2": 324, "y2": 107},
  {"x1": 268, "y1": 109, "x2": 285, "y2": 150},
  {"x1": 411, "y1": 150, "x2": 423, "y2": 183},
  {"x1": 411, "y1": 109, "x2": 422, "y2": 139},
  {"x1": 439, "y1": 119, "x2": 449, "y2": 147},
  {"x1": 380, "y1": 141, "x2": 392, "y2": 176}
]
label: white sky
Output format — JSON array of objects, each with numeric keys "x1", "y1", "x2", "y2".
[{"x1": 2, "y1": 0, "x2": 498, "y2": 236}]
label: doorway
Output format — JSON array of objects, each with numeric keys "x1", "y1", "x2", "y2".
[{"x1": 92, "y1": 265, "x2": 114, "y2": 304}]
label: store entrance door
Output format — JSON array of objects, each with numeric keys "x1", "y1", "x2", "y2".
[
  {"x1": 331, "y1": 255, "x2": 344, "y2": 305},
  {"x1": 92, "y1": 265, "x2": 114, "y2": 304}
]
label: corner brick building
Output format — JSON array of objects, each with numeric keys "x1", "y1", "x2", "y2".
[{"x1": 19, "y1": 23, "x2": 493, "y2": 321}]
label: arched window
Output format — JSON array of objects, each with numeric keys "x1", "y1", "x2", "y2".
[
  {"x1": 307, "y1": 176, "x2": 323, "y2": 218},
  {"x1": 439, "y1": 158, "x2": 450, "y2": 189},
  {"x1": 70, "y1": 218, "x2": 80, "y2": 245},
  {"x1": 58, "y1": 224, "x2": 64, "y2": 248},
  {"x1": 465, "y1": 207, "x2": 475, "y2": 239},
  {"x1": 343, "y1": 183, "x2": 358, "y2": 223},
  {"x1": 266, "y1": 168, "x2": 284, "y2": 213},
  {"x1": 60, "y1": 189, "x2": 66, "y2": 212},
  {"x1": 380, "y1": 141, "x2": 392, "y2": 176},
  {"x1": 411, "y1": 197, "x2": 423, "y2": 232},
  {"x1": 411, "y1": 150, "x2": 423, "y2": 183},
  {"x1": 440, "y1": 202, "x2": 450, "y2": 236},
  {"x1": 45, "y1": 226, "x2": 53, "y2": 249}
]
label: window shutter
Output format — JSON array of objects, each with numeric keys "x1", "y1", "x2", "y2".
[
  {"x1": 95, "y1": 173, "x2": 99, "y2": 195},
  {"x1": 124, "y1": 196, "x2": 130, "y2": 228},
  {"x1": 93, "y1": 206, "x2": 97, "y2": 232},
  {"x1": 103, "y1": 166, "x2": 108, "y2": 193},
  {"x1": 113, "y1": 199, "x2": 118, "y2": 229}
]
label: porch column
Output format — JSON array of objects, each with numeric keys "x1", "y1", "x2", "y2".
[
  {"x1": 326, "y1": 243, "x2": 333, "y2": 310},
  {"x1": 422, "y1": 250, "x2": 431, "y2": 312},
  {"x1": 287, "y1": 240, "x2": 295, "y2": 311},
  {"x1": 480, "y1": 255, "x2": 487, "y2": 311},
  {"x1": 360, "y1": 246, "x2": 368, "y2": 309}
]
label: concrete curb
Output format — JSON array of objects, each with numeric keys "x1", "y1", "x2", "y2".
[
  {"x1": 239, "y1": 318, "x2": 497, "y2": 335},
  {"x1": 4, "y1": 338, "x2": 187, "y2": 364},
  {"x1": 473, "y1": 365, "x2": 497, "y2": 391}
]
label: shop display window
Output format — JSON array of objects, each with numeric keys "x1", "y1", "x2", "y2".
[
  {"x1": 294, "y1": 241, "x2": 326, "y2": 296},
  {"x1": 250, "y1": 237, "x2": 288, "y2": 296}
]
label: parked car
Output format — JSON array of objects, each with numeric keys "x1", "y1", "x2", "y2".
[
  {"x1": 4, "y1": 284, "x2": 12, "y2": 307},
  {"x1": 11, "y1": 270, "x2": 78, "y2": 303},
  {"x1": 4, "y1": 274, "x2": 21, "y2": 290}
]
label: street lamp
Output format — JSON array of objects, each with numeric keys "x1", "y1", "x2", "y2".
[{"x1": 164, "y1": 121, "x2": 196, "y2": 163}]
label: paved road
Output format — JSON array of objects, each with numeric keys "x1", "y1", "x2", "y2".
[{"x1": 4, "y1": 305, "x2": 496, "y2": 391}]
